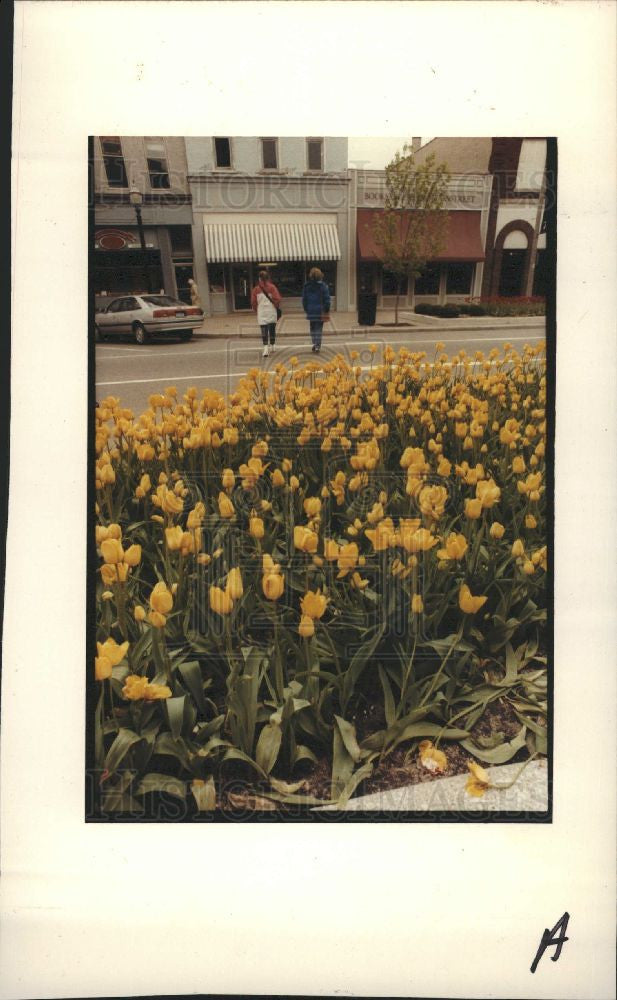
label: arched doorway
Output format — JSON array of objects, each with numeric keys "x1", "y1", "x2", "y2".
[{"x1": 491, "y1": 220, "x2": 535, "y2": 297}]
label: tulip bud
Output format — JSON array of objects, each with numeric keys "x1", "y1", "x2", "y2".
[
  {"x1": 489, "y1": 522, "x2": 505, "y2": 540},
  {"x1": 298, "y1": 615, "x2": 315, "y2": 638},
  {"x1": 411, "y1": 594, "x2": 424, "y2": 614},
  {"x1": 134, "y1": 605, "x2": 146, "y2": 622},
  {"x1": 226, "y1": 568, "x2": 243, "y2": 600},
  {"x1": 249, "y1": 515, "x2": 265, "y2": 539}
]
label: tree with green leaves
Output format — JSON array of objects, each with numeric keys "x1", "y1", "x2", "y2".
[{"x1": 370, "y1": 143, "x2": 451, "y2": 325}]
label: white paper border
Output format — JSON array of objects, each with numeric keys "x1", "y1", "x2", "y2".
[{"x1": 3, "y1": 2, "x2": 616, "y2": 998}]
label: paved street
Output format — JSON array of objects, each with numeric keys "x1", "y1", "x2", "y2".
[{"x1": 96, "y1": 320, "x2": 546, "y2": 415}]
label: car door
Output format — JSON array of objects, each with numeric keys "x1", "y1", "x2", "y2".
[
  {"x1": 101, "y1": 298, "x2": 125, "y2": 334},
  {"x1": 122, "y1": 296, "x2": 142, "y2": 333}
]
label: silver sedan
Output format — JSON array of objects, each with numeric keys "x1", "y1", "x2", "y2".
[{"x1": 95, "y1": 294, "x2": 204, "y2": 345}]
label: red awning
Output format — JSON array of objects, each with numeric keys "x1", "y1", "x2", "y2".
[{"x1": 357, "y1": 209, "x2": 485, "y2": 262}]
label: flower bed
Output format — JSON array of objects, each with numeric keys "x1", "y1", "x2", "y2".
[{"x1": 94, "y1": 342, "x2": 548, "y2": 814}]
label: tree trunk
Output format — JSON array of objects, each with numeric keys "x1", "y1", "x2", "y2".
[{"x1": 394, "y1": 277, "x2": 401, "y2": 326}]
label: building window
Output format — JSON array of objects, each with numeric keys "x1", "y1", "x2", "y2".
[
  {"x1": 208, "y1": 264, "x2": 226, "y2": 293},
  {"x1": 145, "y1": 138, "x2": 170, "y2": 189},
  {"x1": 261, "y1": 138, "x2": 278, "y2": 170},
  {"x1": 382, "y1": 268, "x2": 408, "y2": 296},
  {"x1": 214, "y1": 137, "x2": 232, "y2": 168},
  {"x1": 100, "y1": 136, "x2": 128, "y2": 188},
  {"x1": 307, "y1": 138, "x2": 323, "y2": 171},
  {"x1": 272, "y1": 262, "x2": 305, "y2": 297},
  {"x1": 414, "y1": 262, "x2": 441, "y2": 295},
  {"x1": 446, "y1": 262, "x2": 474, "y2": 295},
  {"x1": 515, "y1": 139, "x2": 546, "y2": 192},
  {"x1": 309, "y1": 262, "x2": 336, "y2": 295}
]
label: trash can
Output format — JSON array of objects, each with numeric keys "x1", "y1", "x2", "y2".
[{"x1": 358, "y1": 292, "x2": 377, "y2": 327}]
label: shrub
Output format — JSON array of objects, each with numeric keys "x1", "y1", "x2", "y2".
[{"x1": 93, "y1": 343, "x2": 548, "y2": 812}]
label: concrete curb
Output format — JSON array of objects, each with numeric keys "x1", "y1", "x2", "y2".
[
  {"x1": 193, "y1": 318, "x2": 546, "y2": 340},
  {"x1": 312, "y1": 759, "x2": 548, "y2": 812}
]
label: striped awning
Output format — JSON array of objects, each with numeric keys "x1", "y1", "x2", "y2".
[{"x1": 203, "y1": 220, "x2": 341, "y2": 262}]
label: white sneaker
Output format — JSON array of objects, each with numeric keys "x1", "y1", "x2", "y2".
[
  {"x1": 262, "y1": 346, "x2": 269, "y2": 358},
  {"x1": 270, "y1": 343, "x2": 276, "y2": 353}
]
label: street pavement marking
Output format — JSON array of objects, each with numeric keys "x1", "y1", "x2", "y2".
[
  {"x1": 96, "y1": 331, "x2": 544, "y2": 362},
  {"x1": 96, "y1": 357, "x2": 540, "y2": 388}
]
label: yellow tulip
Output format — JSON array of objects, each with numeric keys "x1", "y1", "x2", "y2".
[
  {"x1": 522, "y1": 559, "x2": 535, "y2": 575},
  {"x1": 149, "y1": 610, "x2": 167, "y2": 628},
  {"x1": 337, "y1": 542, "x2": 359, "y2": 577},
  {"x1": 96, "y1": 637, "x2": 129, "y2": 667},
  {"x1": 210, "y1": 585, "x2": 233, "y2": 616},
  {"x1": 294, "y1": 526, "x2": 319, "y2": 553},
  {"x1": 95, "y1": 655, "x2": 112, "y2": 681},
  {"x1": 221, "y1": 468, "x2": 235, "y2": 490},
  {"x1": 123, "y1": 544, "x2": 142, "y2": 566},
  {"x1": 476, "y1": 478, "x2": 501, "y2": 509},
  {"x1": 300, "y1": 590, "x2": 328, "y2": 620},
  {"x1": 418, "y1": 740, "x2": 447, "y2": 774},
  {"x1": 436, "y1": 533, "x2": 468, "y2": 561},
  {"x1": 289, "y1": 475, "x2": 300, "y2": 491},
  {"x1": 263, "y1": 571, "x2": 284, "y2": 601},
  {"x1": 489, "y1": 522, "x2": 505, "y2": 540},
  {"x1": 464, "y1": 498, "x2": 483, "y2": 520},
  {"x1": 298, "y1": 614, "x2": 316, "y2": 638},
  {"x1": 459, "y1": 584, "x2": 488, "y2": 614},
  {"x1": 226, "y1": 568, "x2": 243, "y2": 600},
  {"x1": 324, "y1": 538, "x2": 340, "y2": 561},
  {"x1": 134, "y1": 605, "x2": 146, "y2": 622},
  {"x1": 100, "y1": 564, "x2": 118, "y2": 586},
  {"x1": 411, "y1": 594, "x2": 424, "y2": 614},
  {"x1": 304, "y1": 497, "x2": 322, "y2": 518},
  {"x1": 161, "y1": 488, "x2": 184, "y2": 515},
  {"x1": 249, "y1": 514, "x2": 265, "y2": 539},
  {"x1": 165, "y1": 526, "x2": 184, "y2": 551},
  {"x1": 512, "y1": 455, "x2": 526, "y2": 474},
  {"x1": 403, "y1": 527, "x2": 438, "y2": 554},
  {"x1": 465, "y1": 760, "x2": 491, "y2": 797},
  {"x1": 100, "y1": 538, "x2": 124, "y2": 565},
  {"x1": 271, "y1": 468, "x2": 285, "y2": 488},
  {"x1": 218, "y1": 492, "x2": 235, "y2": 519},
  {"x1": 365, "y1": 518, "x2": 396, "y2": 552},
  {"x1": 511, "y1": 539, "x2": 525, "y2": 558},
  {"x1": 122, "y1": 675, "x2": 172, "y2": 701},
  {"x1": 150, "y1": 581, "x2": 173, "y2": 615}
]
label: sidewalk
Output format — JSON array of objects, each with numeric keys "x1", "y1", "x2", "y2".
[{"x1": 193, "y1": 310, "x2": 545, "y2": 339}]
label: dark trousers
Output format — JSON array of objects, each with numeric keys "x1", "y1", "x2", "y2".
[
  {"x1": 260, "y1": 323, "x2": 276, "y2": 345},
  {"x1": 310, "y1": 320, "x2": 324, "y2": 349}
]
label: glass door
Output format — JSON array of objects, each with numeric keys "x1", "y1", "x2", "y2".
[{"x1": 231, "y1": 265, "x2": 251, "y2": 310}]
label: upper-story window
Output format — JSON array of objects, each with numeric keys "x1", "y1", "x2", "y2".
[
  {"x1": 515, "y1": 139, "x2": 546, "y2": 192},
  {"x1": 261, "y1": 138, "x2": 278, "y2": 170},
  {"x1": 307, "y1": 138, "x2": 323, "y2": 171},
  {"x1": 214, "y1": 137, "x2": 232, "y2": 168},
  {"x1": 100, "y1": 136, "x2": 128, "y2": 188},
  {"x1": 146, "y1": 138, "x2": 170, "y2": 189}
]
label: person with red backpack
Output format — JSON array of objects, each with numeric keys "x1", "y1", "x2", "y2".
[{"x1": 251, "y1": 269, "x2": 282, "y2": 358}]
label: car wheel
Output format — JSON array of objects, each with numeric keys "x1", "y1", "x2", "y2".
[
  {"x1": 179, "y1": 331, "x2": 193, "y2": 342},
  {"x1": 133, "y1": 322, "x2": 149, "y2": 345}
]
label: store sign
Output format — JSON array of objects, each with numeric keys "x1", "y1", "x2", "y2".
[
  {"x1": 357, "y1": 172, "x2": 489, "y2": 210},
  {"x1": 95, "y1": 228, "x2": 140, "y2": 250}
]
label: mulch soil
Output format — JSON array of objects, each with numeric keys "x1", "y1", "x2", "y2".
[{"x1": 216, "y1": 695, "x2": 543, "y2": 810}]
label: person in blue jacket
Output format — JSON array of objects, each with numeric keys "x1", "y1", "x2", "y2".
[{"x1": 302, "y1": 267, "x2": 330, "y2": 353}]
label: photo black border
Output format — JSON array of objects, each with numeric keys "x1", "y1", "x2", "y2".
[{"x1": 85, "y1": 137, "x2": 556, "y2": 824}]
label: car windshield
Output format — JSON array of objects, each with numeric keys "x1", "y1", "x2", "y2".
[{"x1": 141, "y1": 295, "x2": 185, "y2": 307}]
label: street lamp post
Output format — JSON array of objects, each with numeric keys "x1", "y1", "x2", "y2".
[{"x1": 129, "y1": 184, "x2": 152, "y2": 291}]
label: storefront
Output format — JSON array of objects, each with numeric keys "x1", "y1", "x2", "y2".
[
  {"x1": 200, "y1": 214, "x2": 342, "y2": 313},
  {"x1": 356, "y1": 208, "x2": 486, "y2": 306}
]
